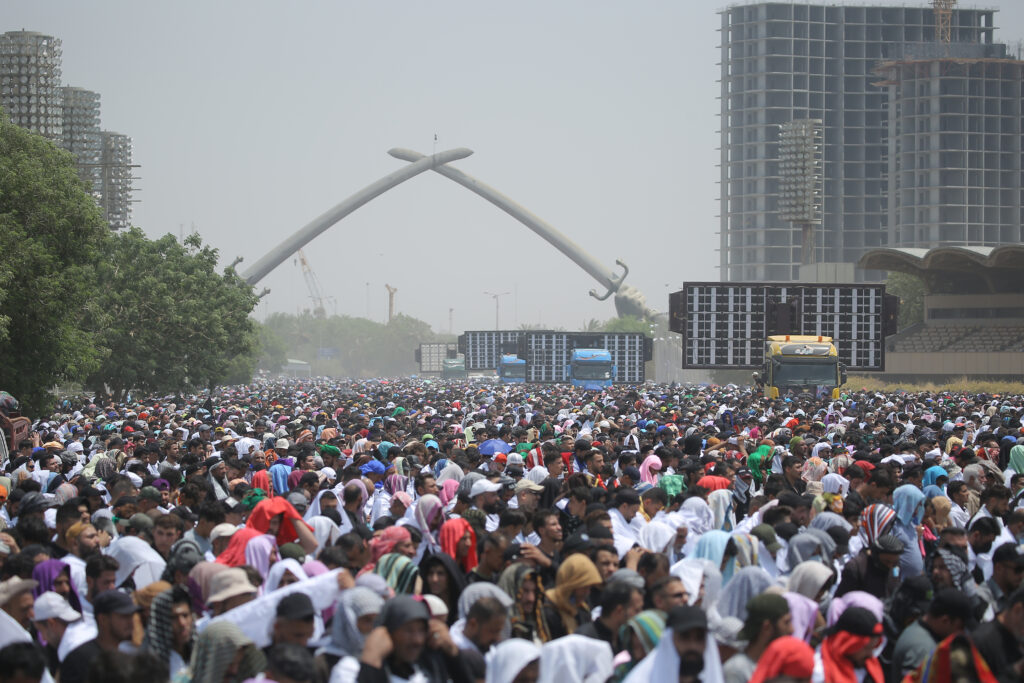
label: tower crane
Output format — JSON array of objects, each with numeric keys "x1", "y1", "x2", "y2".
[
  {"x1": 296, "y1": 249, "x2": 327, "y2": 318},
  {"x1": 934, "y1": 0, "x2": 955, "y2": 45}
]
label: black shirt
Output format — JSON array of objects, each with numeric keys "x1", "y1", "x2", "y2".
[
  {"x1": 60, "y1": 639, "x2": 102, "y2": 683},
  {"x1": 575, "y1": 618, "x2": 617, "y2": 651},
  {"x1": 973, "y1": 618, "x2": 1024, "y2": 683}
]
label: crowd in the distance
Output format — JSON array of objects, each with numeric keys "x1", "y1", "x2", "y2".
[{"x1": 0, "y1": 379, "x2": 1023, "y2": 683}]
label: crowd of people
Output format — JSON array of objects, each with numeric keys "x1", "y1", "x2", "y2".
[{"x1": 0, "y1": 378, "x2": 1022, "y2": 683}]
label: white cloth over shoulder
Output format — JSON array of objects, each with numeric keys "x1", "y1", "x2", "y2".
[
  {"x1": 609, "y1": 508, "x2": 640, "y2": 559},
  {"x1": 204, "y1": 568, "x2": 343, "y2": 648},
  {"x1": 539, "y1": 634, "x2": 614, "y2": 683},
  {"x1": 107, "y1": 535, "x2": 167, "y2": 588},
  {"x1": 622, "y1": 627, "x2": 724, "y2": 683},
  {"x1": 0, "y1": 609, "x2": 56, "y2": 683}
]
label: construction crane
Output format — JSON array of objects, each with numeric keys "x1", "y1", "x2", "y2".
[
  {"x1": 934, "y1": 0, "x2": 955, "y2": 45},
  {"x1": 296, "y1": 249, "x2": 327, "y2": 318},
  {"x1": 385, "y1": 284, "x2": 397, "y2": 323}
]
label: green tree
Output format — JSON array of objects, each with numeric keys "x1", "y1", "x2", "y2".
[
  {"x1": 886, "y1": 271, "x2": 925, "y2": 330},
  {"x1": 85, "y1": 229, "x2": 260, "y2": 397},
  {"x1": 0, "y1": 114, "x2": 110, "y2": 414},
  {"x1": 601, "y1": 316, "x2": 652, "y2": 334}
]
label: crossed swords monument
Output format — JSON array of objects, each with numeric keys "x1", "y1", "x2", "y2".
[{"x1": 240, "y1": 148, "x2": 656, "y2": 321}]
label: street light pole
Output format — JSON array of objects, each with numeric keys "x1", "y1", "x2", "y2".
[{"x1": 484, "y1": 291, "x2": 509, "y2": 330}]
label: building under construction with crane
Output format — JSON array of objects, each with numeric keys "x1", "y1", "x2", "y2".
[{"x1": 718, "y1": 2, "x2": 1023, "y2": 283}]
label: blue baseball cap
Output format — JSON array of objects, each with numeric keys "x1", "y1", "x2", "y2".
[{"x1": 360, "y1": 460, "x2": 386, "y2": 476}]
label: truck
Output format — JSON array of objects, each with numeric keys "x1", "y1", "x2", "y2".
[
  {"x1": 497, "y1": 354, "x2": 526, "y2": 384},
  {"x1": 440, "y1": 357, "x2": 468, "y2": 380},
  {"x1": 567, "y1": 348, "x2": 616, "y2": 390},
  {"x1": 756, "y1": 335, "x2": 847, "y2": 399},
  {"x1": 0, "y1": 392, "x2": 30, "y2": 466}
]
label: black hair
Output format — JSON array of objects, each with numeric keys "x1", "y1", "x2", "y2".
[
  {"x1": 266, "y1": 643, "x2": 314, "y2": 683},
  {"x1": 85, "y1": 554, "x2": 120, "y2": 579},
  {"x1": 637, "y1": 551, "x2": 669, "y2": 576},
  {"x1": 318, "y1": 545, "x2": 346, "y2": 569},
  {"x1": 641, "y1": 487, "x2": 668, "y2": 505},
  {"x1": 969, "y1": 516, "x2": 1000, "y2": 537},
  {"x1": 598, "y1": 580, "x2": 641, "y2": 613},
  {"x1": 197, "y1": 500, "x2": 226, "y2": 525},
  {"x1": 0, "y1": 643, "x2": 46, "y2": 683},
  {"x1": 981, "y1": 485, "x2": 1011, "y2": 504},
  {"x1": 466, "y1": 596, "x2": 507, "y2": 623}
]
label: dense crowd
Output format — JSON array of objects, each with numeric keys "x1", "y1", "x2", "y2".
[{"x1": 0, "y1": 378, "x2": 1023, "y2": 683}]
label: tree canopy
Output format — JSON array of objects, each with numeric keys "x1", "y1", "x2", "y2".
[
  {"x1": 0, "y1": 114, "x2": 261, "y2": 414},
  {"x1": 0, "y1": 114, "x2": 110, "y2": 414},
  {"x1": 84, "y1": 229, "x2": 260, "y2": 398},
  {"x1": 886, "y1": 271, "x2": 925, "y2": 330}
]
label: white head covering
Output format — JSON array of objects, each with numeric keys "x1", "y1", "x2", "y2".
[
  {"x1": 308, "y1": 516, "x2": 342, "y2": 557},
  {"x1": 621, "y1": 627, "x2": 724, "y2": 683},
  {"x1": 821, "y1": 473, "x2": 850, "y2": 496},
  {"x1": 486, "y1": 638, "x2": 541, "y2": 683},
  {"x1": 539, "y1": 634, "x2": 614, "y2": 683},
  {"x1": 708, "y1": 490, "x2": 735, "y2": 531},
  {"x1": 670, "y1": 558, "x2": 705, "y2": 606},
  {"x1": 264, "y1": 559, "x2": 309, "y2": 594},
  {"x1": 526, "y1": 466, "x2": 549, "y2": 484},
  {"x1": 106, "y1": 535, "x2": 167, "y2": 588},
  {"x1": 639, "y1": 521, "x2": 676, "y2": 555}
]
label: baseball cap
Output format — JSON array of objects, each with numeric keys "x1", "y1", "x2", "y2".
[
  {"x1": 127, "y1": 513, "x2": 154, "y2": 533},
  {"x1": 622, "y1": 466, "x2": 642, "y2": 481},
  {"x1": 286, "y1": 491, "x2": 308, "y2": 512},
  {"x1": 666, "y1": 605, "x2": 708, "y2": 633},
  {"x1": 739, "y1": 593, "x2": 789, "y2": 640},
  {"x1": 826, "y1": 606, "x2": 882, "y2": 637},
  {"x1": 469, "y1": 479, "x2": 502, "y2": 498},
  {"x1": 874, "y1": 533, "x2": 905, "y2": 554},
  {"x1": 139, "y1": 486, "x2": 162, "y2": 503},
  {"x1": 750, "y1": 524, "x2": 782, "y2": 553},
  {"x1": 514, "y1": 479, "x2": 544, "y2": 494},
  {"x1": 93, "y1": 590, "x2": 142, "y2": 616},
  {"x1": 209, "y1": 523, "x2": 238, "y2": 544},
  {"x1": 33, "y1": 592, "x2": 81, "y2": 622},
  {"x1": 359, "y1": 460, "x2": 386, "y2": 476},
  {"x1": 609, "y1": 569, "x2": 645, "y2": 591},
  {"x1": 18, "y1": 492, "x2": 54, "y2": 515}
]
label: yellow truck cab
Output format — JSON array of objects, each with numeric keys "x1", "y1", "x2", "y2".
[{"x1": 758, "y1": 335, "x2": 847, "y2": 400}]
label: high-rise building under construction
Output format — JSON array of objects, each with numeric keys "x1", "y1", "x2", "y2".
[
  {"x1": 0, "y1": 30, "x2": 135, "y2": 230},
  {"x1": 718, "y1": 3, "x2": 1021, "y2": 282}
]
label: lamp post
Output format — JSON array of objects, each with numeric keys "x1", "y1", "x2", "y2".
[
  {"x1": 484, "y1": 291, "x2": 509, "y2": 330},
  {"x1": 778, "y1": 119, "x2": 823, "y2": 266}
]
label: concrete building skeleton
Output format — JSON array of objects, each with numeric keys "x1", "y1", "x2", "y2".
[{"x1": 718, "y1": 3, "x2": 1017, "y2": 283}]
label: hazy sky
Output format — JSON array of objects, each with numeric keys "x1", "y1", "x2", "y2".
[{"x1": 8, "y1": 1, "x2": 1024, "y2": 332}]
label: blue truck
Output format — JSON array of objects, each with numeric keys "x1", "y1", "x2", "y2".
[
  {"x1": 568, "y1": 348, "x2": 616, "y2": 390},
  {"x1": 498, "y1": 354, "x2": 526, "y2": 383}
]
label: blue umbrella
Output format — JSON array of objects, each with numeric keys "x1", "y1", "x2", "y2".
[{"x1": 478, "y1": 438, "x2": 511, "y2": 456}]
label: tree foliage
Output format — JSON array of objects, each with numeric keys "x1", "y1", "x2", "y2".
[
  {"x1": 258, "y1": 312, "x2": 443, "y2": 378},
  {"x1": 600, "y1": 315, "x2": 653, "y2": 334},
  {"x1": 84, "y1": 229, "x2": 260, "y2": 398},
  {"x1": 886, "y1": 271, "x2": 925, "y2": 330},
  {"x1": 0, "y1": 114, "x2": 110, "y2": 413}
]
